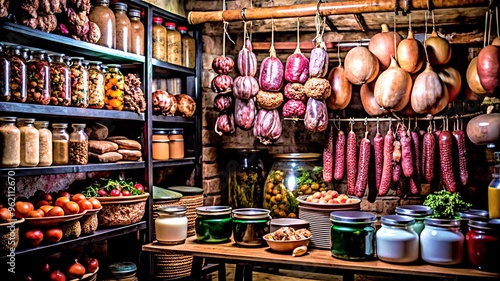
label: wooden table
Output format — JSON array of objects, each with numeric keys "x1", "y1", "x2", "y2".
[{"x1": 143, "y1": 236, "x2": 500, "y2": 281}]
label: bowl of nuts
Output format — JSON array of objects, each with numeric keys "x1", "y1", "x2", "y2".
[{"x1": 263, "y1": 227, "x2": 311, "y2": 253}]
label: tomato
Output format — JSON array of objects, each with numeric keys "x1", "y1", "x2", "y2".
[
  {"x1": 49, "y1": 270, "x2": 66, "y2": 281},
  {"x1": 26, "y1": 202, "x2": 34, "y2": 212},
  {"x1": 134, "y1": 183, "x2": 145, "y2": 192},
  {"x1": 43, "y1": 193, "x2": 53, "y2": 204},
  {"x1": 67, "y1": 260, "x2": 85, "y2": 279},
  {"x1": 47, "y1": 206, "x2": 65, "y2": 217},
  {"x1": 45, "y1": 228, "x2": 63, "y2": 243},
  {"x1": 77, "y1": 199, "x2": 93, "y2": 213},
  {"x1": 110, "y1": 189, "x2": 122, "y2": 197},
  {"x1": 28, "y1": 209, "x2": 45, "y2": 218},
  {"x1": 122, "y1": 190, "x2": 131, "y2": 196},
  {"x1": 24, "y1": 229, "x2": 44, "y2": 246},
  {"x1": 33, "y1": 190, "x2": 46, "y2": 200},
  {"x1": 85, "y1": 257, "x2": 99, "y2": 273},
  {"x1": 97, "y1": 189, "x2": 107, "y2": 197},
  {"x1": 63, "y1": 201, "x2": 80, "y2": 215},
  {"x1": 55, "y1": 197, "x2": 70, "y2": 208},
  {"x1": 71, "y1": 193, "x2": 86, "y2": 203},
  {"x1": 0, "y1": 207, "x2": 12, "y2": 222},
  {"x1": 35, "y1": 200, "x2": 51, "y2": 209},
  {"x1": 41, "y1": 262, "x2": 51, "y2": 274},
  {"x1": 88, "y1": 198, "x2": 101, "y2": 209},
  {"x1": 14, "y1": 202, "x2": 31, "y2": 218},
  {"x1": 39, "y1": 205, "x2": 53, "y2": 215},
  {"x1": 58, "y1": 191, "x2": 71, "y2": 199}
]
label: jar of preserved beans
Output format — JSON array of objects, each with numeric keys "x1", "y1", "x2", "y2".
[
  {"x1": 69, "y1": 124, "x2": 88, "y2": 165},
  {"x1": 0, "y1": 44, "x2": 10, "y2": 101},
  {"x1": 17, "y1": 118, "x2": 39, "y2": 167},
  {"x1": 88, "y1": 61, "x2": 105, "y2": 109},
  {"x1": 49, "y1": 54, "x2": 71, "y2": 106},
  {"x1": 395, "y1": 205, "x2": 433, "y2": 235},
  {"x1": 0, "y1": 117, "x2": 20, "y2": 167},
  {"x1": 152, "y1": 128, "x2": 170, "y2": 160},
  {"x1": 128, "y1": 9, "x2": 144, "y2": 56},
  {"x1": 89, "y1": 0, "x2": 116, "y2": 49},
  {"x1": 466, "y1": 219, "x2": 500, "y2": 271},
  {"x1": 52, "y1": 123, "x2": 69, "y2": 165},
  {"x1": 34, "y1": 121, "x2": 52, "y2": 167},
  {"x1": 27, "y1": 51, "x2": 50, "y2": 105},
  {"x1": 104, "y1": 64, "x2": 124, "y2": 110},
  {"x1": 70, "y1": 57, "x2": 89, "y2": 107},
  {"x1": 7, "y1": 46, "x2": 27, "y2": 103},
  {"x1": 152, "y1": 17, "x2": 166, "y2": 61},
  {"x1": 195, "y1": 206, "x2": 232, "y2": 243},
  {"x1": 165, "y1": 22, "x2": 181, "y2": 65},
  {"x1": 420, "y1": 218, "x2": 464, "y2": 265},
  {"x1": 168, "y1": 128, "x2": 184, "y2": 159},
  {"x1": 178, "y1": 26, "x2": 195, "y2": 68},
  {"x1": 232, "y1": 208, "x2": 270, "y2": 247},
  {"x1": 112, "y1": 3, "x2": 131, "y2": 52},
  {"x1": 330, "y1": 211, "x2": 376, "y2": 260},
  {"x1": 489, "y1": 174, "x2": 500, "y2": 219},
  {"x1": 376, "y1": 215, "x2": 419, "y2": 263},
  {"x1": 155, "y1": 206, "x2": 188, "y2": 245}
]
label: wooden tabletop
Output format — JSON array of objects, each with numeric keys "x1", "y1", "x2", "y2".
[{"x1": 143, "y1": 236, "x2": 500, "y2": 279}]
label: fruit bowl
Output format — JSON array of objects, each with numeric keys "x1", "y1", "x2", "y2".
[
  {"x1": 97, "y1": 193, "x2": 149, "y2": 226},
  {"x1": 263, "y1": 234, "x2": 311, "y2": 252},
  {"x1": 24, "y1": 211, "x2": 87, "y2": 226},
  {"x1": 69, "y1": 267, "x2": 99, "y2": 281},
  {"x1": 0, "y1": 218, "x2": 24, "y2": 251}
]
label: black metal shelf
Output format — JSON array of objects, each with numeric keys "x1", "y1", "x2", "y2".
[
  {"x1": 0, "y1": 102, "x2": 145, "y2": 121},
  {"x1": 0, "y1": 221, "x2": 147, "y2": 261},
  {"x1": 152, "y1": 58, "x2": 196, "y2": 76},
  {"x1": 151, "y1": 7, "x2": 189, "y2": 25},
  {"x1": 0, "y1": 162, "x2": 145, "y2": 177},
  {"x1": 153, "y1": 157, "x2": 196, "y2": 168},
  {"x1": 152, "y1": 115, "x2": 196, "y2": 123}
]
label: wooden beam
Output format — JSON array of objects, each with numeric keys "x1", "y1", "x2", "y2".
[
  {"x1": 354, "y1": 14, "x2": 369, "y2": 32},
  {"x1": 251, "y1": 41, "x2": 368, "y2": 52}
]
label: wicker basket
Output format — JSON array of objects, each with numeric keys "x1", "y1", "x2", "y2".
[
  {"x1": 69, "y1": 267, "x2": 98, "y2": 281},
  {"x1": 153, "y1": 194, "x2": 203, "y2": 238}
]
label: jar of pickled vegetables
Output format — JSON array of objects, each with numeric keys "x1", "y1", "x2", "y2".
[
  {"x1": 27, "y1": 51, "x2": 50, "y2": 105},
  {"x1": 7, "y1": 46, "x2": 27, "y2": 103},
  {"x1": 195, "y1": 206, "x2": 233, "y2": 243},
  {"x1": 232, "y1": 208, "x2": 271, "y2": 247},
  {"x1": 165, "y1": 22, "x2": 181, "y2": 65},
  {"x1": 330, "y1": 211, "x2": 376, "y2": 260},
  {"x1": 70, "y1": 57, "x2": 89, "y2": 107},
  {"x1": 104, "y1": 64, "x2": 124, "y2": 110},
  {"x1": 34, "y1": 121, "x2": 52, "y2": 167},
  {"x1": 0, "y1": 117, "x2": 20, "y2": 167},
  {"x1": 264, "y1": 153, "x2": 331, "y2": 218},
  {"x1": 17, "y1": 118, "x2": 39, "y2": 167},
  {"x1": 52, "y1": 123, "x2": 69, "y2": 165},
  {"x1": 152, "y1": 17, "x2": 166, "y2": 61},
  {"x1": 88, "y1": 61, "x2": 105, "y2": 109},
  {"x1": 49, "y1": 54, "x2": 71, "y2": 106},
  {"x1": 0, "y1": 44, "x2": 10, "y2": 101}
]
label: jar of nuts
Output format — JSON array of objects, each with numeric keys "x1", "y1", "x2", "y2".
[
  {"x1": 0, "y1": 44, "x2": 10, "y2": 102},
  {"x1": 7, "y1": 46, "x2": 27, "y2": 103},
  {"x1": 70, "y1": 57, "x2": 89, "y2": 108},
  {"x1": 17, "y1": 118, "x2": 39, "y2": 167},
  {"x1": 49, "y1": 54, "x2": 71, "y2": 106},
  {"x1": 69, "y1": 124, "x2": 88, "y2": 165},
  {"x1": 104, "y1": 64, "x2": 124, "y2": 110},
  {"x1": 52, "y1": 123, "x2": 69, "y2": 165},
  {"x1": 88, "y1": 61, "x2": 105, "y2": 109},
  {"x1": 27, "y1": 51, "x2": 51, "y2": 105}
]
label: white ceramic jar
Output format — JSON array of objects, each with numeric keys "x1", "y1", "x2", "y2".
[
  {"x1": 395, "y1": 205, "x2": 433, "y2": 235},
  {"x1": 420, "y1": 218, "x2": 464, "y2": 265},
  {"x1": 155, "y1": 205, "x2": 188, "y2": 245},
  {"x1": 376, "y1": 215, "x2": 419, "y2": 263}
]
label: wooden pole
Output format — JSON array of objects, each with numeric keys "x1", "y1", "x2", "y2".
[{"x1": 188, "y1": 0, "x2": 490, "y2": 25}]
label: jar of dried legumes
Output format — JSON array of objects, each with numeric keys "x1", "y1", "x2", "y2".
[
  {"x1": 128, "y1": 9, "x2": 144, "y2": 56},
  {"x1": 49, "y1": 54, "x2": 71, "y2": 106},
  {"x1": 70, "y1": 57, "x2": 89, "y2": 107},
  {"x1": 27, "y1": 51, "x2": 51, "y2": 105},
  {"x1": 88, "y1": 61, "x2": 105, "y2": 109},
  {"x1": 34, "y1": 121, "x2": 52, "y2": 167},
  {"x1": 0, "y1": 44, "x2": 10, "y2": 102},
  {"x1": 112, "y1": 2, "x2": 131, "y2": 53},
  {"x1": 152, "y1": 17, "x2": 167, "y2": 61},
  {"x1": 0, "y1": 117, "x2": 20, "y2": 167},
  {"x1": 69, "y1": 124, "x2": 88, "y2": 165},
  {"x1": 165, "y1": 22, "x2": 181, "y2": 65},
  {"x1": 17, "y1": 118, "x2": 39, "y2": 167},
  {"x1": 88, "y1": 0, "x2": 116, "y2": 49},
  {"x1": 7, "y1": 46, "x2": 27, "y2": 103},
  {"x1": 178, "y1": 26, "x2": 196, "y2": 68},
  {"x1": 104, "y1": 64, "x2": 124, "y2": 110},
  {"x1": 52, "y1": 123, "x2": 69, "y2": 165}
]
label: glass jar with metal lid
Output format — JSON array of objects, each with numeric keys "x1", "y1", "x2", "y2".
[
  {"x1": 232, "y1": 208, "x2": 271, "y2": 247},
  {"x1": 69, "y1": 124, "x2": 88, "y2": 165},
  {"x1": 155, "y1": 205, "x2": 188, "y2": 245},
  {"x1": 88, "y1": 61, "x2": 105, "y2": 109},
  {"x1": 34, "y1": 121, "x2": 52, "y2": 167},
  {"x1": 420, "y1": 218, "x2": 464, "y2": 265},
  {"x1": 489, "y1": 174, "x2": 500, "y2": 219},
  {"x1": 395, "y1": 205, "x2": 433, "y2": 235},
  {"x1": 17, "y1": 118, "x2": 39, "y2": 167},
  {"x1": 112, "y1": 2, "x2": 131, "y2": 52},
  {"x1": 195, "y1": 206, "x2": 232, "y2": 243},
  {"x1": 52, "y1": 123, "x2": 69, "y2": 165},
  {"x1": 104, "y1": 64, "x2": 124, "y2": 110},
  {"x1": 7, "y1": 46, "x2": 27, "y2": 103},
  {"x1": 466, "y1": 219, "x2": 500, "y2": 271},
  {"x1": 0, "y1": 117, "x2": 20, "y2": 167},
  {"x1": 376, "y1": 215, "x2": 419, "y2": 263},
  {"x1": 49, "y1": 53, "x2": 71, "y2": 106},
  {"x1": 70, "y1": 57, "x2": 89, "y2": 107},
  {"x1": 168, "y1": 128, "x2": 184, "y2": 159},
  {"x1": 88, "y1": 0, "x2": 116, "y2": 49},
  {"x1": 330, "y1": 211, "x2": 376, "y2": 260},
  {"x1": 0, "y1": 44, "x2": 10, "y2": 101},
  {"x1": 152, "y1": 128, "x2": 170, "y2": 160},
  {"x1": 152, "y1": 17, "x2": 166, "y2": 61},
  {"x1": 128, "y1": 9, "x2": 144, "y2": 56},
  {"x1": 178, "y1": 26, "x2": 195, "y2": 68},
  {"x1": 458, "y1": 209, "x2": 489, "y2": 235},
  {"x1": 27, "y1": 50, "x2": 51, "y2": 105},
  {"x1": 165, "y1": 22, "x2": 181, "y2": 65}
]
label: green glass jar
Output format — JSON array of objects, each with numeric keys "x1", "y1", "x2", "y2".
[
  {"x1": 395, "y1": 205, "x2": 433, "y2": 235},
  {"x1": 195, "y1": 206, "x2": 232, "y2": 243},
  {"x1": 330, "y1": 211, "x2": 376, "y2": 260},
  {"x1": 232, "y1": 208, "x2": 270, "y2": 247}
]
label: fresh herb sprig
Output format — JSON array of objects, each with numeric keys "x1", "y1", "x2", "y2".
[{"x1": 423, "y1": 190, "x2": 472, "y2": 219}]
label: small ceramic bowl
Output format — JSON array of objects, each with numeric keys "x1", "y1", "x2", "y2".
[
  {"x1": 108, "y1": 262, "x2": 137, "y2": 279},
  {"x1": 270, "y1": 218, "x2": 309, "y2": 232},
  {"x1": 263, "y1": 234, "x2": 311, "y2": 252}
]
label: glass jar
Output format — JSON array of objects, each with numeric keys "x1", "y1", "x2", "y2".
[
  {"x1": 82, "y1": 60, "x2": 90, "y2": 69},
  {"x1": 27, "y1": 51, "x2": 50, "y2": 105},
  {"x1": 52, "y1": 123, "x2": 69, "y2": 165},
  {"x1": 167, "y1": 78, "x2": 182, "y2": 94},
  {"x1": 0, "y1": 44, "x2": 10, "y2": 101},
  {"x1": 101, "y1": 64, "x2": 108, "y2": 74},
  {"x1": 69, "y1": 124, "x2": 88, "y2": 165},
  {"x1": 64, "y1": 56, "x2": 72, "y2": 67},
  {"x1": 226, "y1": 148, "x2": 267, "y2": 209},
  {"x1": 152, "y1": 17, "x2": 166, "y2": 61},
  {"x1": 489, "y1": 174, "x2": 500, "y2": 219},
  {"x1": 48, "y1": 54, "x2": 71, "y2": 106},
  {"x1": 7, "y1": 46, "x2": 27, "y2": 103},
  {"x1": 104, "y1": 64, "x2": 124, "y2": 110},
  {"x1": 155, "y1": 206, "x2": 188, "y2": 245},
  {"x1": 458, "y1": 209, "x2": 489, "y2": 235},
  {"x1": 88, "y1": 61, "x2": 105, "y2": 109},
  {"x1": 0, "y1": 117, "x2": 20, "y2": 167},
  {"x1": 420, "y1": 218, "x2": 464, "y2": 265},
  {"x1": 376, "y1": 215, "x2": 419, "y2": 263},
  {"x1": 34, "y1": 121, "x2": 52, "y2": 167},
  {"x1": 165, "y1": 22, "x2": 181, "y2": 65},
  {"x1": 395, "y1": 205, "x2": 433, "y2": 235},
  {"x1": 21, "y1": 48, "x2": 31, "y2": 61},
  {"x1": 112, "y1": 3, "x2": 131, "y2": 52},
  {"x1": 264, "y1": 153, "x2": 331, "y2": 218},
  {"x1": 178, "y1": 26, "x2": 195, "y2": 68},
  {"x1": 89, "y1": 0, "x2": 116, "y2": 49},
  {"x1": 17, "y1": 118, "x2": 39, "y2": 167},
  {"x1": 128, "y1": 9, "x2": 144, "y2": 56},
  {"x1": 168, "y1": 128, "x2": 184, "y2": 159},
  {"x1": 232, "y1": 208, "x2": 270, "y2": 247},
  {"x1": 466, "y1": 219, "x2": 500, "y2": 271},
  {"x1": 70, "y1": 57, "x2": 89, "y2": 108},
  {"x1": 195, "y1": 206, "x2": 232, "y2": 243},
  {"x1": 152, "y1": 128, "x2": 170, "y2": 160},
  {"x1": 330, "y1": 211, "x2": 376, "y2": 260}
]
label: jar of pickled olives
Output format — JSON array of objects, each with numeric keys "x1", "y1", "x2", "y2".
[
  {"x1": 70, "y1": 57, "x2": 89, "y2": 107},
  {"x1": 104, "y1": 64, "x2": 124, "y2": 110},
  {"x1": 88, "y1": 61, "x2": 105, "y2": 109},
  {"x1": 0, "y1": 44, "x2": 10, "y2": 102},
  {"x1": 49, "y1": 54, "x2": 71, "y2": 106},
  {"x1": 27, "y1": 51, "x2": 50, "y2": 105},
  {"x1": 7, "y1": 46, "x2": 27, "y2": 103}
]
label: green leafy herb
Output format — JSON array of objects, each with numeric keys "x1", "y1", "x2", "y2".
[{"x1": 423, "y1": 190, "x2": 472, "y2": 219}]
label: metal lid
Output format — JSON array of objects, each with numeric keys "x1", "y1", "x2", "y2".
[
  {"x1": 273, "y1": 153, "x2": 321, "y2": 160},
  {"x1": 381, "y1": 215, "x2": 415, "y2": 226},
  {"x1": 34, "y1": 121, "x2": 49, "y2": 128},
  {"x1": 107, "y1": 64, "x2": 121, "y2": 68},
  {"x1": 152, "y1": 139, "x2": 170, "y2": 143},
  {"x1": 108, "y1": 261, "x2": 137, "y2": 273},
  {"x1": 71, "y1": 57, "x2": 84, "y2": 61},
  {"x1": 0, "y1": 117, "x2": 17, "y2": 122},
  {"x1": 270, "y1": 218, "x2": 309, "y2": 228},
  {"x1": 232, "y1": 208, "x2": 270, "y2": 220},
  {"x1": 469, "y1": 219, "x2": 500, "y2": 230},
  {"x1": 395, "y1": 205, "x2": 433, "y2": 216},
  {"x1": 155, "y1": 205, "x2": 186, "y2": 216},
  {"x1": 167, "y1": 186, "x2": 203, "y2": 195},
  {"x1": 128, "y1": 8, "x2": 141, "y2": 18},
  {"x1": 17, "y1": 118, "x2": 35, "y2": 123},
  {"x1": 111, "y1": 2, "x2": 127, "y2": 11},
  {"x1": 153, "y1": 128, "x2": 169, "y2": 135},
  {"x1": 197, "y1": 206, "x2": 232, "y2": 216},
  {"x1": 167, "y1": 128, "x2": 184, "y2": 135},
  {"x1": 95, "y1": 0, "x2": 110, "y2": 5},
  {"x1": 52, "y1": 123, "x2": 68, "y2": 128},
  {"x1": 458, "y1": 209, "x2": 489, "y2": 221},
  {"x1": 88, "y1": 61, "x2": 102, "y2": 66},
  {"x1": 330, "y1": 211, "x2": 377, "y2": 224},
  {"x1": 424, "y1": 218, "x2": 461, "y2": 227}
]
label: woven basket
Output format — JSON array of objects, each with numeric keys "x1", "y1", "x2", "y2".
[{"x1": 153, "y1": 194, "x2": 203, "y2": 238}]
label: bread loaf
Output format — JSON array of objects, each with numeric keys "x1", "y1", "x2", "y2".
[
  {"x1": 107, "y1": 136, "x2": 128, "y2": 141},
  {"x1": 89, "y1": 152, "x2": 123, "y2": 163},
  {"x1": 112, "y1": 139, "x2": 142, "y2": 150},
  {"x1": 118, "y1": 149, "x2": 142, "y2": 161},
  {"x1": 85, "y1": 123, "x2": 109, "y2": 140},
  {"x1": 88, "y1": 140, "x2": 119, "y2": 154}
]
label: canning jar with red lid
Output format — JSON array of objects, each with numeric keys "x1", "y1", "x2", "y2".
[{"x1": 152, "y1": 17, "x2": 166, "y2": 61}]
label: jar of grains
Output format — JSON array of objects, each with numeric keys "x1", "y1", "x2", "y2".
[
  {"x1": 69, "y1": 124, "x2": 88, "y2": 165},
  {"x1": 0, "y1": 44, "x2": 10, "y2": 102},
  {"x1": 128, "y1": 9, "x2": 144, "y2": 56},
  {"x1": 70, "y1": 57, "x2": 89, "y2": 107},
  {"x1": 178, "y1": 26, "x2": 195, "y2": 68},
  {"x1": 34, "y1": 121, "x2": 52, "y2": 167},
  {"x1": 165, "y1": 22, "x2": 181, "y2": 65},
  {"x1": 17, "y1": 118, "x2": 39, "y2": 167},
  {"x1": 88, "y1": 61, "x2": 105, "y2": 109},
  {"x1": 0, "y1": 117, "x2": 20, "y2": 167},
  {"x1": 52, "y1": 123, "x2": 69, "y2": 165},
  {"x1": 112, "y1": 3, "x2": 131, "y2": 52},
  {"x1": 152, "y1": 17, "x2": 166, "y2": 61},
  {"x1": 7, "y1": 46, "x2": 27, "y2": 103},
  {"x1": 48, "y1": 54, "x2": 71, "y2": 106},
  {"x1": 104, "y1": 64, "x2": 124, "y2": 110},
  {"x1": 88, "y1": 0, "x2": 116, "y2": 49},
  {"x1": 27, "y1": 51, "x2": 51, "y2": 105}
]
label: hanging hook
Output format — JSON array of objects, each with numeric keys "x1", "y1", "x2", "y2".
[
  {"x1": 241, "y1": 7, "x2": 247, "y2": 22},
  {"x1": 402, "y1": 0, "x2": 411, "y2": 16},
  {"x1": 376, "y1": 117, "x2": 380, "y2": 134}
]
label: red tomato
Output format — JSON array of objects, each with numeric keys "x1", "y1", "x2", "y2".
[
  {"x1": 97, "y1": 189, "x2": 107, "y2": 197},
  {"x1": 122, "y1": 190, "x2": 131, "y2": 196},
  {"x1": 110, "y1": 189, "x2": 122, "y2": 197},
  {"x1": 134, "y1": 183, "x2": 145, "y2": 192}
]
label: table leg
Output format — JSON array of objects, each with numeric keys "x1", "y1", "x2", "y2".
[
  {"x1": 190, "y1": 257, "x2": 204, "y2": 281},
  {"x1": 243, "y1": 265, "x2": 253, "y2": 281},
  {"x1": 235, "y1": 264, "x2": 245, "y2": 280},
  {"x1": 218, "y1": 263, "x2": 226, "y2": 281},
  {"x1": 342, "y1": 272, "x2": 354, "y2": 281}
]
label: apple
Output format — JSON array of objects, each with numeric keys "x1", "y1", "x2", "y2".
[{"x1": 24, "y1": 229, "x2": 44, "y2": 247}]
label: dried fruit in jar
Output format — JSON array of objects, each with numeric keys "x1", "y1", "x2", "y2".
[
  {"x1": 27, "y1": 52, "x2": 51, "y2": 105},
  {"x1": 49, "y1": 54, "x2": 71, "y2": 106},
  {"x1": 88, "y1": 62, "x2": 105, "y2": 109},
  {"x1": 70, "y1": 57, "x2": 89, "y2": 107},
  {"x1": 104, "y1": 64, "x2": 125, "y2": 110}
]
